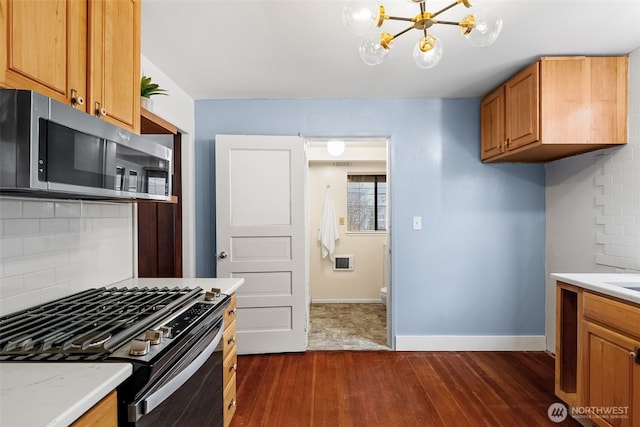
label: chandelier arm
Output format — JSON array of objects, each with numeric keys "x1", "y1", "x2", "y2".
[
  {"x1": 385, "y1": 15, "x2": 417, "y2": 23},
  {"x1": 431, "y1": 1, "x2": 461, "y2": 19},
  {"x1": 392, "y1": 25, "x2": 416, "y2": 40},
  {"x1": 433, "y1": 20, "x2": 465, "y2": 26}
]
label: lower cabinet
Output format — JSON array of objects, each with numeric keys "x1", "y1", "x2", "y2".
[
  {"x1": 71, "y1": 390, "x2": 117, "y2": 427},
  {"x1": 556, "y1": 283, "x2": 640, "y2": 426},
  {"x1": 223, "y1": 294, "x2": 238, "y2": 427}
]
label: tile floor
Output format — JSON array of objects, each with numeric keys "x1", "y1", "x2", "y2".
[{"x1": 307, "y1": 303, "x2": 389, "y2": 350}]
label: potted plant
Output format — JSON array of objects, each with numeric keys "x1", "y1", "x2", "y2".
[{"x1": 140, "y1": 75, "x2": 167, "y2": 111}]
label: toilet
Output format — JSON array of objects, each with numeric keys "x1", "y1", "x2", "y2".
[{"x1": 380, "y1": 287, "x2": 387, "y2": 307}]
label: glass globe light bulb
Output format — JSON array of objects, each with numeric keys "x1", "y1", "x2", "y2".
[
  {"x1": 343, "y1": 0, "x2": 380, "y2": 36},
  {"x1": 359, "y1": 34, "x2": 390, "y2": 66},
  {"x1": 413, "y1": 35, "x2": 443, "y2": 69},
  {"x1": 466, "y1": 7, "x2": 503, "y2": 47}
]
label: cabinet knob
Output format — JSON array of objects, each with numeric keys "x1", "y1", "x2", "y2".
[
  {"x1": 71, "y1": 89, "x2": 84, "y2": 106},
  {"x1": 631, "y1": 348, "x2": 639, "y2": 364},
  {"x1": 230, "y1": 363, "x2": 238, "y2": 372},
  {"x1": 228, "y1": 399, "x2": 237, "y2": 409},
  {"x1": 228, "y1": 307, "x2": 237, "y2": 316},
  {"x1": 95, "y1": 102, "x2": 107, "y2": 117},
  {"x1": 227, "y1": 336, "x2": 236, "y2": 345}
]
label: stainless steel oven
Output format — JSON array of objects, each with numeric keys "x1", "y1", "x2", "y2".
[{"x1": 0, "y1": 286, "x2": 228, "y2": 426}]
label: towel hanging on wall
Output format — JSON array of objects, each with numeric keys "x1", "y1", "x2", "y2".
[{"x1": 318, "y1": 186, "x2": 339, "y2": 261}]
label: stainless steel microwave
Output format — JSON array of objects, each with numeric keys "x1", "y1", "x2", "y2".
[{"x1": 0, "y1": 89, "x2": 172, "y2": 201}]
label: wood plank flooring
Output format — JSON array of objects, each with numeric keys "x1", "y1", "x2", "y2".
[{"x1": 231, "y1": 351, "x2": 581, "y2": 426}]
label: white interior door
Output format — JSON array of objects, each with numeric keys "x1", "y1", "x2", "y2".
[{"x1": 215, "y1": 134, "x2": 308, "y2": 354}]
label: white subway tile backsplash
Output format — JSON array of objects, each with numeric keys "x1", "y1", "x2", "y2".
[
  {"x1": 54, "y1": 202, "x2": 81, "y2": 218},
  {"x1": 23, "y1": 236, "x2": 56, "y2": 255},
  {"x1": 40, "y1": 218, "x2": 70, "y2": 235},
  {"x1": 594, "y1": 48, "x2": 640, "y2": 271},
  {"x1": 3, "y1": 255, "x2": 41, "y2": 277},
  {"x1": 0, "y1": 238, "x2": 24, "y2": 259},
  {"x1": 0, "y1": 200, "x2": 22, "y2": 218},
  {"x1": 22, "y1": 201, "x2": 55, "y2": 218},
  {"x1": 0, "y1": 197, "x2": 134, "y2": 315},
  {"x1": 0, "y1": 276, "x2": 24, "y2": 298},
  {"x1": 3, "y1": 219, "x2": 40, "y2": 237},
  {"x1": 23, "y1": 269, "x2": 56, "y2": 291}
]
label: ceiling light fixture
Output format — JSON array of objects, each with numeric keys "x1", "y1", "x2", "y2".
[
  {"x1": 343, "y1": 0, "x2": 503, "y2": 69},
  {"x1": 327, "y1": 140, "x2": 346, "y2": 157}
]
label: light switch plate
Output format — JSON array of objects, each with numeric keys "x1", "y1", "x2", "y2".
[{"x1": 412, "y1": 216, "x2": 422, "y2": 230}]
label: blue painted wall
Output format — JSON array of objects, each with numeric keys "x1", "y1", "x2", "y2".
[{"x1": 194, "y1": 98, "x2": 545, "y2": 339}]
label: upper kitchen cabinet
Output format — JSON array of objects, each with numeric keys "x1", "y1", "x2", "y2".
[
  {"x1": 88, "y1": 0, "x2": 140, "y2": 133},
  {"x1": 481, "y1": 56, "x2": 628, "y2": 163},
  {"x1": 0, "y1": 0, "x2": 140, "y2": 133}
]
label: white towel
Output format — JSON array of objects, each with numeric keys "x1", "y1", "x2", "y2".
[{"x1": 318, "y1": 188, "x2": 339, "y2": 261}]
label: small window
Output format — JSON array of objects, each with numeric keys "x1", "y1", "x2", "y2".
[{"x1": 347, "y1": 174, "x2": 387, "y2": 232}]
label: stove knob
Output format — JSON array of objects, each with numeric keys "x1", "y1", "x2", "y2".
[
  {"x1": 159, "y1": 326, "x2": 172, "y2": 339},
  {"x1": 145, "y1": 329, "x2": 163, "y2": 345},
  {"x1": 129, "y1": 339, "x2": 150, "y2": 356},
  {"x1": 206, "y1": 288, "x2": 222, "y2": 301}
]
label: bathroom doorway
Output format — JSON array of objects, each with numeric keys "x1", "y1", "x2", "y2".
[{"x1": 306, "y1": 137, "x2": 391, "y2": 350}]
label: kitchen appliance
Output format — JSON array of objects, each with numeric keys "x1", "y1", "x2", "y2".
[
  {"x1": 0, "y1": 286, "x2": 229, "y2": 426},
  {"x1": 0, "y1": 89, "x2": 172, "y2": 201}
]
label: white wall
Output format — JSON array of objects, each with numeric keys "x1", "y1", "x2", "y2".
[
  {"x1": 0, "y1": 197, "x2": 134, "y2": 314},
  {"x1": 545, "y1": 48, "x2": 640, "y2": 352},
  {"x1": 141, "y1": 55, "x2": 196, "y2": 277},
  {"x1": 309, "y1": 160, "x2": 387, "y2": 302}
]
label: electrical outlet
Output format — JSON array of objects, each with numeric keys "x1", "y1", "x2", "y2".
[{"x1": 412, "y1": 216, "x2": 422, "y2": 230}]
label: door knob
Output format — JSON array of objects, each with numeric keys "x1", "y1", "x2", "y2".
[{"x1": 219, "y1": 251, "x2": 228, "y2": 259}]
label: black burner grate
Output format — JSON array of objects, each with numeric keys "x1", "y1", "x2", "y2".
[{"x1": 0, "y1": 287, "x2": 202, "y2": 359}]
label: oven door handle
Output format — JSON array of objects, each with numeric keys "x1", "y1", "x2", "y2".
[{"x1": 142, "y1": 326, "x2": 224, "y2": 416}]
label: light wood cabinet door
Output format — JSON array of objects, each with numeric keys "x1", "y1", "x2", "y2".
[
  {"x1": 480, "y1": 85, "x2": 505, "y2": 160},
  {"x1": 583, "y1": 321, "x2": 639, "y2": 427},
  {"x1": 88, "y1": 0, "x2": 140, "y2": 133},
  {"x1": 505, "y1": 61, "x2": 539, "y2": 150},
  {"x1": 0, "y1": 0, "x2": 87, "y2": 108}
]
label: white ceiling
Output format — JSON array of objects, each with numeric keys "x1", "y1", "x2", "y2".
[{"x1": 141, "y1": 0, "x2": 640, "y2": 100}]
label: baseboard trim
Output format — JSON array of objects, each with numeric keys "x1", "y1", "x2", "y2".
[
  {"x1": 395, "y1": 335, "x2": 546, "y2": 351},
  {"x1": 311, "y1": 298, "x2": 382, "y2": 304}
]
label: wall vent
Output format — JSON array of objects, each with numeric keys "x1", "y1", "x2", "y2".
[
  {"x1": 333, "y1": 255, "x2": 354, "y2": 271},
  {"x1": 332, "y1": 161, "x2": 352, "y2": 167}
]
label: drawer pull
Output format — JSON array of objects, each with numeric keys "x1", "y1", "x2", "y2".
[
  {"x1": 228, "y1": 307, "x2": 237, "y2": 316},
  {"x1": 632, "y1": 347, "x2": 640, "y2": 364},
  {"x1": 228, "y1": 399, "x2": 237, "y2": 409},
  {"x1": 229, "y1": 363, "x2": 237, "y2": 373},
  {"x1": 227, "y1": 336, "x2": 236, "y2": 345}
]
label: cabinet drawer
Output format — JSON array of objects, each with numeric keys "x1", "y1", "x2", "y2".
[
  {"x1": 223, "y1": 347, "x2": 238, "y2": 390},
  {"x1": 583, "y1": 292, "x2": 640, "y2": 339},
  {"x1": 223, "y1": 320, "x2": 237, "y2": 356},
  {"x1": 224, "y1": 294, "x2": 237, "y2": 327},
  {"x1": 223, "y1": 375, "x2": 237, "y2": 427}
]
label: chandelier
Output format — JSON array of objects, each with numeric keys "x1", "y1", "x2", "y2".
[{"x1": 343, "y1": 0, "x2": 503, "y2": 69}]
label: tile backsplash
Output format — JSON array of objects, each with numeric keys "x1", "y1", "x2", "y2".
[{"x1": 0, "y1": 197, "x2": 134, "y2": 314}]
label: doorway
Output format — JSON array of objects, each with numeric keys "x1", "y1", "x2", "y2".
[{"x1": 306, "y1": 137, "x2": 391, "y2": 350}]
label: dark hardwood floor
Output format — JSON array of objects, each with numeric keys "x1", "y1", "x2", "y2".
[{"x1": 231, "y1": 351, "x2": 581, "y2": 426}]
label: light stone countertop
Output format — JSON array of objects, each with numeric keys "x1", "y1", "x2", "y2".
[
  {"x1": 550, "y1": 273, "x2": 640, "y2": 305},
  {"x1": 0, "y1": 362, "x2": 132, "y2": 427},
  {"x1": 112, "y1": 277, "x2": 245, "y2": 296},
  {"x1": 0, "y1": 277, "x2": 245, "y2": 427}
]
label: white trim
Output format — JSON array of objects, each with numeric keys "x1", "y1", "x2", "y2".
[
  {"x1": 311, "y1": 298, "x2": 382, "y2": 304},
  {"x1": 395, "y1": 335, "x2": 546, "y2": 351}
]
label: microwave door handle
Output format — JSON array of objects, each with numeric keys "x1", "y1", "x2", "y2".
[{"x1": 135, "y1": 326, "x2": 224, "y2": 418}]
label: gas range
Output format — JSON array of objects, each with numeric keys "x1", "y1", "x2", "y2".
[
  {"x1": 0, "y1": 285, "x2": 231, "y2": 426},
  {"x1": 0, "y1": 286, "x2": 228, "y2": 362}
]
